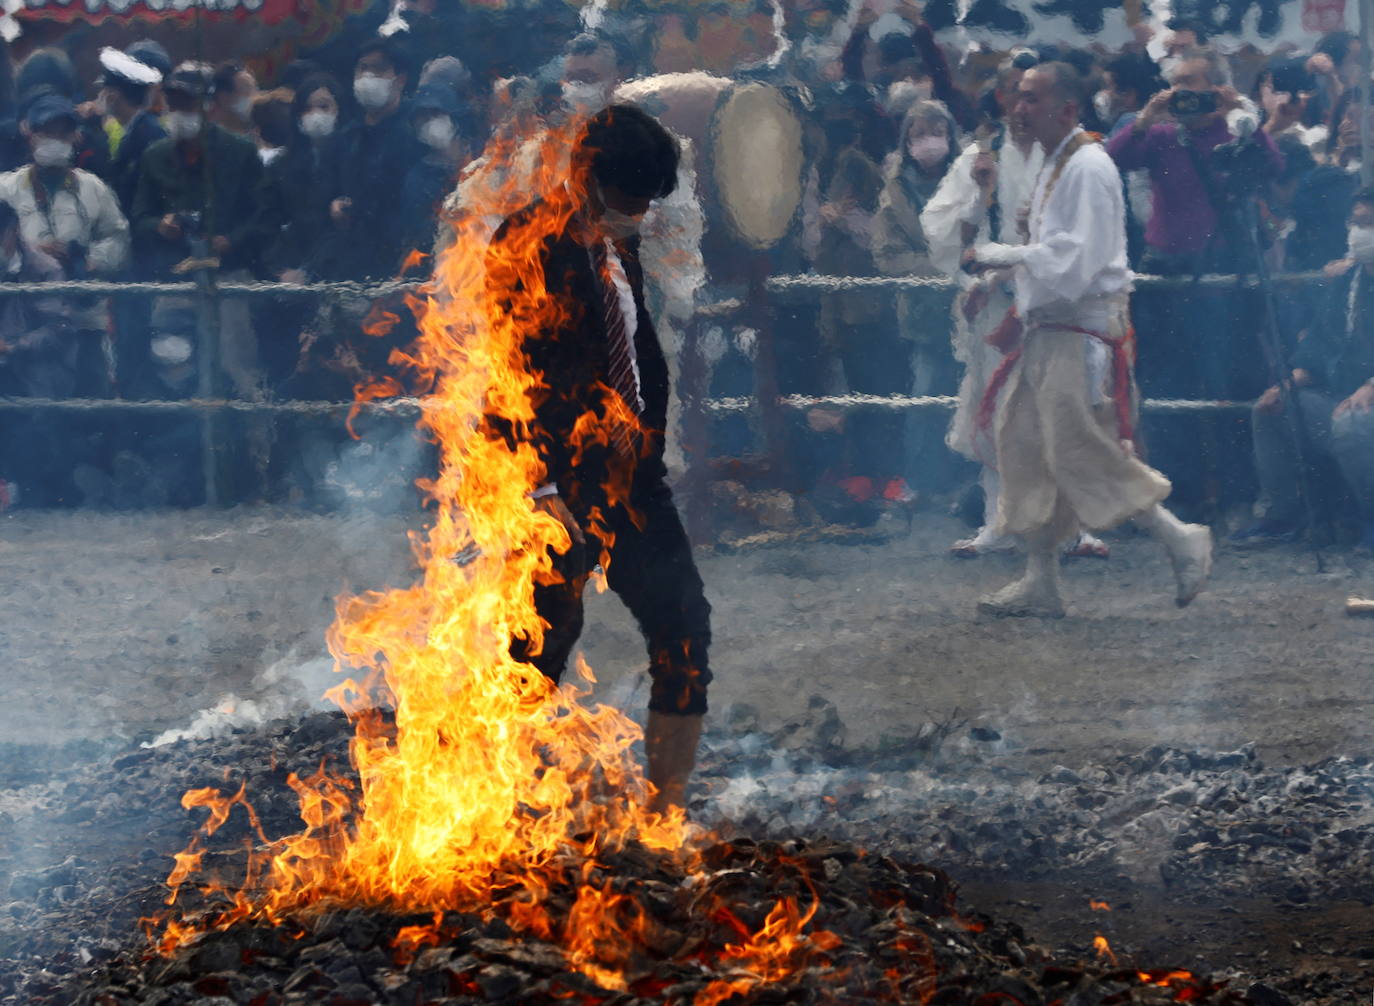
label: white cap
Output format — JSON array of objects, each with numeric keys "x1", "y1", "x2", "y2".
[{"x1": 99, "y1": 47, "x2": 163, "y2": 87}]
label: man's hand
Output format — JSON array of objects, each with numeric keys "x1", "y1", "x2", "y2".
[
  {"x1": 157, "y1": 214, "x2": 183, "y2": 241},
  {"x1": 534, "y1": 492, "x2": 585, "y2": 546},
  {"x1": 971, "y1": 150, "x2": 997, "y2": 195},
  {"x1": 961, "y1": 280, "x2": 992, "y2": 322},
  {"x1": 279, "y1": 268, "x2": 308, "y2": 285},
  {"x1": 1136, "y1": 88, "x2": 1174, "y2": 130},
  {"x1": 330, "y1": 197, "x2": 353, "y2": 226},
  {"x1": 961, "y1": 246, "x2": 998, "y2": 276},
  {"x1": 1335, "y1": 382, "x2": 1374, "y2": 418},
  {"x1": 1325, "y1": 257, "x2": 1356, "y2": 278},
  {"x1": 36, "y1": 239, "x2": 69, "y2": 265},
  {"x1": 1256, "y1": 369, "x2": 1312, "y2": 413},
  {"x1": 211, "y1": 235, "x2": 232, "y2": 256},
  {"x1": 1306, "y1": 52, "x2": 1337, "y2": 79}
]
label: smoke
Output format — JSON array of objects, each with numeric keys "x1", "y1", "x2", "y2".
[{"x1": 143, "y1": 652, "x2": 341, "y2": 747}]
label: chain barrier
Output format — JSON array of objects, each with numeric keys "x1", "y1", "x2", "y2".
[
  {"x1": 764, "y1": 270, "x2": 1330, "y2": 295},
  {"x1": 0, "y1": 392, "x2": 1253, "y2": 415},
  {"x1": 0, "y1": 269, "x2": 1304, "y2": 420}
]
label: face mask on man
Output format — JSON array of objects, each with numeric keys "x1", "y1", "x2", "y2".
[
  {"x1": 300, "y1": 110, "x2": 337, "y2": 139},
  {"x1": 167, "y1": 111, "x2": 203, "y2": 142},
  {"x1": 1348, "y1": 223, "x2": 1374, "y2": 263},
  {"x1": 562, "y1": 81, "x2": 608, "y2": 114},
  {"x1": 354, "y1": 73, "x2": 395, "y2": 111},
  {"x1": 907, "y1": 134, "x2": 949, "y2": 168},
  {"x1": 32, "y1": 137, "x2": 73, "y2": 169},
  {"x1": 419, "y1": 115, "x2": 456, "y2": 150}
]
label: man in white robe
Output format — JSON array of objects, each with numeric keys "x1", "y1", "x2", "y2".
[
  {"x1": 963, "y1": 62, "x2": 1212, "y2": 618},
  {"x1": 921, "y1": 78, "x2": 1041, "y2": 557}
]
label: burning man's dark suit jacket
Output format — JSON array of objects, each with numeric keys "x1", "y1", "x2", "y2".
[{"x1": 488, "y1": 200, "x2": 671, "y2": 518}]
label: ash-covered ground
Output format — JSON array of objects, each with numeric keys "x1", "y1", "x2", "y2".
[{"x1": 1, "y1": 505, "x2": 1372, "y2": 1003}]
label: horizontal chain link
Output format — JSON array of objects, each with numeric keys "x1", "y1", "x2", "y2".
[
  {"x1": 704, "y1": 393, "x2": 1249, "y2": 413},
  {"x1": 0, "y1": 392, "x2": 1251, "y2": 415},
  {"x1": 765, "y1": 270, "x2": 1329, "y2": 294},
  {"x1": 0, "y1": 277, "x2": 422, "y2": 299}
]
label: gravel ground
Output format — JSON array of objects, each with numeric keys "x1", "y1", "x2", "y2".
[
  {"x1": 1, "y1": 504, "x2": 1371, "y2": 1001},
  {"x1": 2, "y1": 505, "x2": 1370, "y2": 767}
]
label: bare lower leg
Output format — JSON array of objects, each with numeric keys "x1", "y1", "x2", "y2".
[{"x1": 645, "y1": 711, "x2": 703, "y2": 814}]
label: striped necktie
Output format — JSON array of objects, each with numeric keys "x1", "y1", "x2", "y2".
[{"x1": 590, "y1": 239, "x2": 641, "y2": 457}]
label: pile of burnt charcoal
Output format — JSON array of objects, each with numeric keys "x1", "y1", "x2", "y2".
[
  {"x1": 59, "y1": 836, "x2": 1251, "y2": 1006},
  {"x1": 695, "y1": 699, "x2": 1374, "y2": 905},
  {"x1": 0, "y1": 698, "x2": 1365, "y2": 1003}
]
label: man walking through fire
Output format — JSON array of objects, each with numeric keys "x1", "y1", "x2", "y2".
[
  {"x1": 490, "y1": 104, "x2": 710, "y2": 813},
  {"x1": 962, "y1": 63, "x2": 1213, "y2": 618}
]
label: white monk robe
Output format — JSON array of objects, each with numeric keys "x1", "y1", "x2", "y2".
[
  {"x1": 921, "y1": 137, "x2": 1042, "y2": 463},
  {"x1": 973, "y1": 128, "x2": 1170, "y2": 541}
]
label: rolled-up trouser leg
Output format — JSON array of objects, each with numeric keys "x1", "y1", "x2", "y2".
[{"x1": 606, "y1": 479, "x2": 712, "y2": 716}]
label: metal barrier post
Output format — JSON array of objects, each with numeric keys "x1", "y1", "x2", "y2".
[{"x1": 192, "y1": 262, "x2": 220, "y2": 506}]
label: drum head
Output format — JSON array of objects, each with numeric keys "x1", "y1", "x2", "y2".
[{"x1": 710, "y1": 83, "x2": 804, "y2": 250}]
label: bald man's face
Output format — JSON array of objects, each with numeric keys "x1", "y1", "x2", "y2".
[{"x1": 1014, "y1": 68, "x2": 1073, "y2": 148}]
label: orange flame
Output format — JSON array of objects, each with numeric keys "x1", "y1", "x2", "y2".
[
  {"x1": 1093, "y1": 934, "x2": 1117, "y2": 966},
  {"x1": 1089, "y1": 899, "x2": 1111, "y2": 911},
  {"x1": 156, "y1": 120, "x2": 687, "y2": 989}
]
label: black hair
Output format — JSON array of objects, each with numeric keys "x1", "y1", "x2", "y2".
[
  {"x1": 290, "y1": 71, "x2": 347, "y2": 124},
  {"x1": 1104, "y1": 50, "x2": 1165, "y2": 103},
  {"x1": 355, "y1": 36, "x2": 415, "y2": 84},
  {"x1": 576, "y1": 103, "x2": 679, "y2": 200},
  {"x1": 1275, "y1": 133, "x2": 1315, "y2": 184},
  {"x1": 104, "y1": 75, "x2": 150, "y2": 109},
  {"x1": 281, "y1": 58, "x2": 324, "y2": 92},
  {"x1": 211, "y1": 60, "x2": 246, "y2": 99},
  {"x1": 1317, "y1": 31, "x2": 1359, "y2": 65},
  {"x1": 1165, "y1": 15, "x2": 1210, "y2": 44},
  {"x1": 876, "y1": 32, "x2": 918, "y2": 66},
  {"x1": 1263, "y1": 56, "x2": 1317, "y2": 99}
]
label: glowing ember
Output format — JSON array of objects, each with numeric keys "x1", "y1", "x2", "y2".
[{"x1": 1093, "y1": 934, "x2": 1117, "y2": 966}]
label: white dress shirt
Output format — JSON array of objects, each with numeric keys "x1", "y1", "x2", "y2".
[{"x1": 973, "y1": 127, "x2": 1131, "y2": 331}]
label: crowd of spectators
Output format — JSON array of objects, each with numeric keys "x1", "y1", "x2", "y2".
[{"x1": 0, "y1": 5, "x2": 1369, "y2": 547}]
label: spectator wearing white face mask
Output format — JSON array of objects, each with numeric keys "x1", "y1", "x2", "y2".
[
  {"x1": 400, "y1": 81, "x2": 473, "y2": 267},
  {"x1": 873, "y1": 99, "x2": 960, "y2": 499},
  {"x1": 1234, "y1": 189, "x2": 1374, "y2": 552},
  {"x1": 262, "y1": 73, "x2": 351, "y2": 288},
  {"x1": 335, "y1": 37, "x2": 424, "y2": 280},
  {"x1": 0, "y1": 94, "x2": 129, "y2": 506}
]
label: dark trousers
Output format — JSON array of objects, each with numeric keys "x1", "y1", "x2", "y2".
[{"x1": 513, "y1": 477, "x2": 712, "y2": 716}]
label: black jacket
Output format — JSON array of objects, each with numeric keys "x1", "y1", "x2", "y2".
[
  {"x1": 105, "y1": 109, "x2": 167, "y2": 216},
  {"x1": 487, "y1": 200, "x2": 671, "y2": 513},
  {"x1": 1293, "y1": 266, "x2": 1374, "y2": 398},
  {"x1": 130, "y1": 124, "x2": 269, "y2": 276},
  {"x1": 261, "y1": 136, "x2": 350, "y2": 280},
  {"x1": 336, "y1": 108, "x2": 426, "y2": 279}
]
